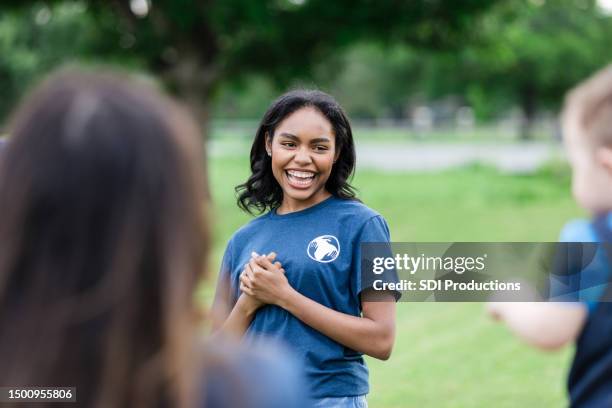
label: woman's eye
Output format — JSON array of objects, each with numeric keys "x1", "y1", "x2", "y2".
[
  {"x1": 282, "y1": 142, "x2": 296, "y2": 148},
  {"x1": 314, "y1": 145, "x2": 329, "y2": 151}
]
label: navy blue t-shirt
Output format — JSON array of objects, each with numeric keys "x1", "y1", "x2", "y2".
[
  {"x1": 555, "y1": 215, "x2": 612, "y2": 407},
  {"x1": 217, "y1": 196, "x2": 395, "y2": 398}
]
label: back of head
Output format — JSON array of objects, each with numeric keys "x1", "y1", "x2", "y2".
[
  {"x1": 563, "y1": 64, "x2": 612, "y2": 149},
  {"x1": 0, "y1": 69, "x2": 208, "y2": 407}
]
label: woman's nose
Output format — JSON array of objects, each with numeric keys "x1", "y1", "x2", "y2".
[{"x1": 293, "y1": 147, "x2": 313, "y2": 165}]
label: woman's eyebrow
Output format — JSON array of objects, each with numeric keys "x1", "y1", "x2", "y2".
[
  {"x1": 310, "y1": 137, "x2": 331, "y2": 144},
  {"x1": 278, "y1": 132, "x2": 298, "y2": 140},
  {"x1": 278, "y1": 132, "x2": 331, "y2": 143}
]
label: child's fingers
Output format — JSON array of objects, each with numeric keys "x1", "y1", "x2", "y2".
[{"x1": 486, "y1": 302, "x2": 503, "y2": 321}]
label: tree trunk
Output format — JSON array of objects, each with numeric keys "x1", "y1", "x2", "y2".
[
  {"x1": 164, "y1": 54, "x2": 217, "y2": 135},
  {"x1": 518, "y1": 84, "x2": 537, "y2": 141},
  {"x1": 162, "y1": 54, "x2": 218, "y2": 199}
]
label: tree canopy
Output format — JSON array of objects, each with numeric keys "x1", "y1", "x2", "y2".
[{"x1": 1, "y1": 0, "x2": 499, "y2": 129}]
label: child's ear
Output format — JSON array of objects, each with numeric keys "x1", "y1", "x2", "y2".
[{"x1": 596, "y1": 146, "x2": 612, "y2": 175}]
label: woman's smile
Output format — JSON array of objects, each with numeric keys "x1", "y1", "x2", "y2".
[{"x1": 285, "y1": 169, "x2": 317, "y2": 189}]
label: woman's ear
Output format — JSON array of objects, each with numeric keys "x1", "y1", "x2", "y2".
[
  {"x1": 265, "y1": 133, "x2": 272, "y2": 157},
  {"x1": 596, "y1": 146, "x2": 612, "y2": 176}
]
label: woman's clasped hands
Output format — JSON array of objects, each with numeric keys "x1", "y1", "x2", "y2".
[{"x1": 240, "y1": 251, "x2": 295, "y2": 308}]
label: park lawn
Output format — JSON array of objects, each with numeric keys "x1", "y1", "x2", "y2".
[{"x1": 204, "y1": 154, "x2": 583, "y2": 408}]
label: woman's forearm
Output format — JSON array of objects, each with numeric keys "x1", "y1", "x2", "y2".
[
  {"x1": 216, "y1": 295, "x2": 258, "y2": 338},
  {"x1": 278, "y1": 289, "x2": 396, "y2": 360}
]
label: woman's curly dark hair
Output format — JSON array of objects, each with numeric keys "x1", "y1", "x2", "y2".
[{"x1": 236, "y1": 89, "x2": 358, "y2": 214}]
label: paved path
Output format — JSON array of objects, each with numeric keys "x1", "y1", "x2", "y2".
[
  {"x1": 355, "y1": 142, "x2": 564, "y2": 173},
  {"x1": 210, "y1": 141, "x2": 564, "y2": 173}
]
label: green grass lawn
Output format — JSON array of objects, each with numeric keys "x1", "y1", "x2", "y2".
[{"x1": 205, "y1": 154, "x2": 583, "y2": 408}]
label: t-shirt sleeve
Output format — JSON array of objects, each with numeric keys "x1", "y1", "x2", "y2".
[
  {"x1": 351, "y1": 215, "x2": 401, "y2": 301},
  {"x1": 551, "y1": 220, "x2": 599, "y2": 311}
]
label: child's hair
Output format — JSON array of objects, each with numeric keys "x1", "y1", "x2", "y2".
[
  {"x1": 562, "y1": 64, "x2": 612, "y2": 148},
  {"x1": 0, "y1": 68, "x2": 208, "y2": 408},
  {"x1": 236, "y1": 89, "x2": 357, "y2": 214}
]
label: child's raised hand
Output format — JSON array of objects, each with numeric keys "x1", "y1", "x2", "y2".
[{"x1": 486, "y1": 302, "x2": 505, "y2": 321}]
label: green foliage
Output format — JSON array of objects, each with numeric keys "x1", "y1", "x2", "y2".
[
  {"x1": 322, "y1": 44, "x2": 422, "y2": 119},
  {"x1": 0, "y1": 0, "x2": 500, "y2": 126},
  {"x1": 452, "y1": 0, "x2": 612, "y2": 118},
  {"x1": 0, "y1": 3, "x2": 88, "y2": 121},
  {"x1": 7, "y1": 0, "x2": 610, "y2": 139},
  {"x1": 0, "y1": 2, "x2": 144, "y2": 125},
  {"x1": 213, "y1": 0, "x2": 612, "y2": 127}
]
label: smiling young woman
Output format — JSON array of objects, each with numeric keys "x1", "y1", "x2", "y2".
[
  {"x1": 213, "y1": 90, "x2": 399, "y2": 408},
  {"x1": 266, "y1": 107, "x2": 337, "y2": 214}
]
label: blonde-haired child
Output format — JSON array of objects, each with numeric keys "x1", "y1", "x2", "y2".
[{"x1": 489, "y1": 65, "x2": 612, "y2": 407}]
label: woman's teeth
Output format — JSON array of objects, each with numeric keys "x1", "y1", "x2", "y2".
[{"x1": 286, "y1": 170, "x2": 315, "y2": 186}]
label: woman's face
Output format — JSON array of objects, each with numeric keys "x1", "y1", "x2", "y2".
[{"x1": 266, "y1": 107, "x2": 338, "y2": 212}]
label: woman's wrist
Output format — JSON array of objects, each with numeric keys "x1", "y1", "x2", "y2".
[
  {"x1": 237, "y1": 294, "x2": 259, "y2": 317},
  {"x1": 277, "y1": 287, "x2": 299, "y2": 311}
]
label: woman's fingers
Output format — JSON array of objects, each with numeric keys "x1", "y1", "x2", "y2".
[
  {"x1": 240, "y1": 270, "x2": 251, "y2": 289},
  {"x1": 251, "y1": 252, "x2": 282, "y2": 270},
  {"x1": 244, "y1": 253, "x2": 285, "y2": 294},
  {"x1": 251, "y1": 251, "x2": 276, "y2": 262},
  {"x1": 244, "y1": 263, "x2": 255, "y2": 280},
  {"x1": 240, "y1": 281, "x2": 255, "y2": 296},
  {"x1": 253, "y1": 255, "x2": 283, "y2": 272},
  {"x1": 249, "y1": 258, "x2": 271, "y2": 284}
]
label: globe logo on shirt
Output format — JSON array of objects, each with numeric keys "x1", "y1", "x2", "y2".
[{"x1": 307, "y1": 235, "x2": 340, "y2": 263}]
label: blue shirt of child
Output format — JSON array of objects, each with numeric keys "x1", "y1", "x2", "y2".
[
  {"x1": 218, "y1": 196, "x2": 397, "y2": 399},
  {"x1": 557, "y1": 215, "x2": 612, "y2": 407},
  {"x1": 554, "y1": 215, "x2": 612, "y2": 310}
]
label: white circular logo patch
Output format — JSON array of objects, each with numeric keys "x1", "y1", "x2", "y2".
[{"x1": 307, "y1": 235, "x2": 340, "y2": 263}]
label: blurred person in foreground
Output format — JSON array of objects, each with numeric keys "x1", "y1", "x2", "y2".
[
  {"x1": 0, "y1": 68, "x2": 306, "y2": 408},
  {"x1": 488, "y1": 65, "x2": 612, "y2": 407}
]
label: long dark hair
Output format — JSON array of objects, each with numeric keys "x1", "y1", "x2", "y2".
[
  {"x1": 236, "y1": 89, "x2": 357, "y2": 214},
  {"x1": 0, "y1": 69, "x2": 208, "y2": 408}
]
